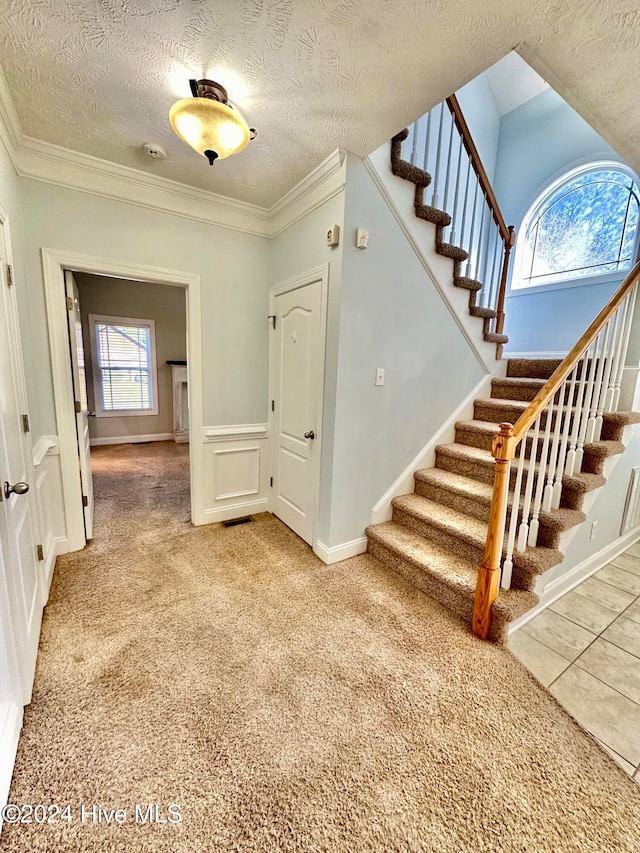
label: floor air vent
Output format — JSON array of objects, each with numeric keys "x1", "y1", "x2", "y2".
[
  {"x1": 621, "y1": 467, "x2": 640, "y2": 535},
  {"x1": 222, "y1": 516, "x2": 253, "y2": 528}
]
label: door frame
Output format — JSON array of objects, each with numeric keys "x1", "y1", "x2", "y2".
[
  {"x1": 268, "y1": 264, "x2": 329, "y2": 552},
  {"x1": 42, "y1": 249, "x2": 203, "y2": 551}
]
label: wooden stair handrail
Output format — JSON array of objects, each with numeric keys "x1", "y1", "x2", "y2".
[
  {"x1": 509, "y1": 260, "x2": 640, "y2": 448},
  {"x1": 471, "y1": 259, "x2": 640, "y2": 640},
  {"x1": 446, "y1": 94, "x2": 510, "y2": 242}
]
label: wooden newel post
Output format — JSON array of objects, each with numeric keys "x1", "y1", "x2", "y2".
[{"x1": 471, "y1": 423, "x2": 516, "y2": 640}]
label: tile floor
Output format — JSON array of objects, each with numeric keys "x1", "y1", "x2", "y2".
[{"x1": 509, "y1": 539, "x2": 640, "y2": 782}]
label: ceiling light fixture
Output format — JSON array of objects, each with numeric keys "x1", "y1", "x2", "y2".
[{"x1": 169, "y1": 79, "x2": 257, "y2": 166}]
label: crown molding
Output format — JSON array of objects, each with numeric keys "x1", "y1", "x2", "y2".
[{"x1": 0, "y1": 65, "x2": 346, "y2": 239}]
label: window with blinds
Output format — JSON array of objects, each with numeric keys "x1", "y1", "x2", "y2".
[{"x1": 89, "y1": 315, "x2": 158, "y2": 416}]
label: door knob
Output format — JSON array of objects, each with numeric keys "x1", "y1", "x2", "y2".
[
  {"x1": 88, "y1": 411, "x2": 96, "y2": 417},
  {"x1": 304, "y1": 430, "x2": 315, "y2": 440},
  {"x1": 4, "y1": 481, "x2": 29, "y2": 499}
]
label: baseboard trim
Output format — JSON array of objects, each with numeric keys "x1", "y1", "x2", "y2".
[
  {"x1": 508, "y1": 526, "x2": 640, "y2": 634},
  {"x1": 45, "y1": 536, "x2": 69, "y2": 593},
  {"x1": 370, "y1": 372, "x2": 498, "y2": 525},
  {"x1": 314, "y1": 537, "x2": 368, "y2": 565},
  {"x1": 502, "y1": 350, "x2": 569, "y2": 359},
  {"x1": 89, "y1": 433, "x2": 173, "y2": 446},
  {"x1": 0, "y1": 702, "x2": 23, "y2": 812},
  {"x1": 199, "y1": 498, "x2": 269, "y2": 526}
]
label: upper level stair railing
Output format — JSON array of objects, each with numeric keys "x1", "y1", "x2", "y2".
[
  {"x1": 402, "y1": 94, "x2": 516, "y2": 349},
  {"x1": 471, "y1": 262, "x2": 640, "y2": 639}
]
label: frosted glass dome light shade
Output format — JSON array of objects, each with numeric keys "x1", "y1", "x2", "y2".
[{"x1": 169, "y1": 96, "x2": 251, "y2": 164}]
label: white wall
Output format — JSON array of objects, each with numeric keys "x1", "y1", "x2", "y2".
[
  {"x1": 323, "y1": 154, "x2": 485, "y2": 548},
  {"x1": 494, "y1": 88, "x2": 629, "y2": 353},
  {"x1": 456, "y1": 74, "x2": 501, "y2": 184},
  {"x1": 75, "y1": 274, "x2": 186, "y2": 442},
  {"x1": 20, "y1": 179, "x2": 271, "y2": 439}
]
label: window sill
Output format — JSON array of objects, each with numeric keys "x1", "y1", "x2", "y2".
[
  {"x1": 95, "y1": 410, "x2": 159, "y2": 418},
  {"x1": 507, "y1": 271, "x2": 625, "y2": 298}
]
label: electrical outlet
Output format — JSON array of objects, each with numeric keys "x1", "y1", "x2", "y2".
[
  {"x1": 326, "y1": 224, "x2": 340, "y2": 247},
  {"x1": 590, "y1": 520, "x2": 598, "y2": 540}
]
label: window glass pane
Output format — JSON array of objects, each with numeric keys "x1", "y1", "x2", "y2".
[
  {"x1": 95, "y1": 322, "x2": 153, "y2": 411},
  {"x1": 517, "y1": 168, "x2": 639, "y2": 288}
]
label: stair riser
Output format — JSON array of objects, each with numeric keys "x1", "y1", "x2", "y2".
[
  {"x1": 367, "y1": 538, "x2": 478, "y2": 631},
  {"x1": 506, "y1": 359, "x2": 563, "y2": 380},
  {"x1": 413, "y1": 478, "x2": 565, "y2": 549},
  {"x1": 491, "y1": 381, "x2": 584, "y2": 405},
  {"x1": 435, "y1": 449, "x2": 593, "y2": 513},
  {"x1": 392, "y1": 506, "x2": 484, "y2": 566}
]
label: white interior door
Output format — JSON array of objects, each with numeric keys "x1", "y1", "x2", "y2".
[
  {"x1": 0, "y1": 219, "x2": 44, "y2": 704},
  {"x1": 64, "y1": 271, "x2": 94, "y2": 540},
  {"x1": 271, "y1": 277, "x2": 324, "y2": 545}
]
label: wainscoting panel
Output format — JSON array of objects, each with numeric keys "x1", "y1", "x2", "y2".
[
  {"x1": 202, "y1": 425, "x2": 271, "y2": 524},
  {"x1": 32, "y1": 436, "x2": 68, "y2": 593}
]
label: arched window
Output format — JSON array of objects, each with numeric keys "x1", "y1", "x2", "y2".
[{"x1": 512, "y1": 163, "x2": 640, "y2": 290}]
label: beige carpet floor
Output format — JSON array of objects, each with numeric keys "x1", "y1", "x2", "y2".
[{"x1": 2, "y1": 441, "x2": 640, "y2": 852}]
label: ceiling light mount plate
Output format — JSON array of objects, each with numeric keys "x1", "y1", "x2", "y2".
[
  {"x1": 189, "y1": 78, "x2": 229, "y2": 103},
  {"x1": 169, "y1": 78, "x2": 257, "y2": 166}
]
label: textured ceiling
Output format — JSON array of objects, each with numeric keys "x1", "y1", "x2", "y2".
[{"x1": 0, "y1": 0, "x2": 639, "y2": 207}]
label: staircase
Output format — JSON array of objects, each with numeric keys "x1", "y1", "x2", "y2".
[{"x1": 366, "y1": 357, "x2": 640, "y2": 642}]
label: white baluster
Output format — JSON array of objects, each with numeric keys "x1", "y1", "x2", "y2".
[
  {"x1": 475, "y1": 200, "x2": 488, "y2": 284},
  {"x1": 422, "y1": 108, "x2": 433, "y2": 175},
  {"x1": 409, "y1": 120, "x2": 418, "y2": 166},
  {"x1": 542, "y1": 383, "x2": 567, "y2": 512},
  {"x1": 517, "y1": 415, "x2": 541, "y2": 552},
  {"x1": 480, "y1": 215, "x2": 493, "y2": 293},
  {"x1": 552, "y1": 366, "x2": 578, "y2": 509},
  {"x1": 442, "y1": 108, "x2": 456, "y2": 217},
  {"x1": 565, "y1": 349, "x2": 590, "y2": 476},
  {"x1": 612, "y1": 283, "x2": 638, "y2": 411},
  {"x1": 596, "y1": 305, "x2": 624, "y2": 435},
  {"x1": 459, "y1": 155, "x2": 473, "y2": 255},
  {"x1": 431, "y1": 103, "x2": 446, "y2": 209},
  {"x1": 449, "y1": 136, "x2": 464, "y2": 246},
  {"x1": 585, "y1": 322, "x2": 611, "y2": 443},
  {"x1": 502, "y1": 438, "x2": 526, "y2": 589},
  {"x1": 607, "y1": 291, "x2": 633, "y2": 412},
  {"x1": 528, "y1": 399, "x2": 554, "y2": 547},
  {"x1": 574, "y1": 334, "x2": 602, "y2": 473},
  {"x1": 466, "y1": 180, "x2": 481, "y2": 278},
  {"x1": 486, "y1": 228, "x2": 501, "y2": 312}
]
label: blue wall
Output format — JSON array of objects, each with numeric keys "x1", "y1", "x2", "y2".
[
  {"x1": 492, "y1": 88, "x2": 629, "y2": 353},
  {"x1": 456, "y1": 75, "x2": 501, "y2": 184}
]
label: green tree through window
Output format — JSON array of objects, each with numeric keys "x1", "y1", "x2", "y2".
[{"x1": 515, "y1": 167, "x2": 639, "y2": 288}]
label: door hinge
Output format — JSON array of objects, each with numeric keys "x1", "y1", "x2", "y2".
[
  {"x1": 22, "y1": 414, "x2": 30, "y2": 433},
  {"x1": 270, "y1": 476, "x2": 273, "y2": 487},
  {"x1": 75, "y1": 400, "x2": 81, "y2": 413},
  {"x1": 271, "y1": 400, "x2": 275, "y2": 412},
  {"x1": 36, "y1": 544, "x2": 44, "y2": 562},
  {"x1": 82, "y1": 495, "x2": 88, "y2": 507},
  {"x1": 66, "y1": 296, "x2": 73, "y2": 310},
  {"x1": 6, "y1": 264, "x2": 14, "y2": 286},
  {"x1": 268, "y1": 314, "x2": 276, "y2": 329}
]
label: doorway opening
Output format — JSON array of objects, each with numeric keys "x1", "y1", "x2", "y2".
[
  {"x1": 64, "y1": 271, "x2": 189, "y2": 541},
  {"x1": 42, "y1": 251, "x2": 203, "y2": 553}
]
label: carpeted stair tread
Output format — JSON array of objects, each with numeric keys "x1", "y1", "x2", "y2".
[
  {"x1": 483, "y1": 332, "x2": 509, "y2": 344},
  {"x1": 474, "y1": 396, "x2": 529, "y2": 421},
  {"x1": 414, "y1": 467, "x2": 586, "y2": 538},
  {"x1": 390, "y1": 135, "x2": 507, "y2": 350},
  {"x1": 415, "y1": 204, "x2": 451, "y2": 227},
  {"x1": 506, "y1": 358, "x2": 563, "y2": 379},
  {"x1": 470, "y1": 306, "x2": 497, "y2": 319},
  {"x1": 601, "y1": 410, "x2": 640, "y2": 440},
  {"x1": 365, "y1": 521, "x2": 538, "y2": 638},
  {"x1": 436, "y1": 241, "x2": 468, "y2": 262},
  {"x1": 454, "y1": 275, "x2": 483, "y2": 292},
  {"x1": 491, "y1": 376, "x2": 546, "y2": 402},
  {"x1": 392, "y1": 492, "x2": 488, "y2": 551}
]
